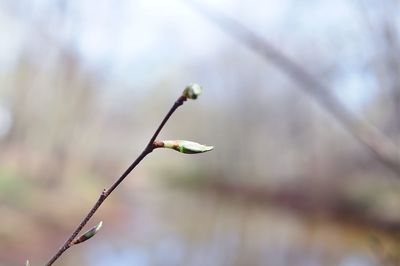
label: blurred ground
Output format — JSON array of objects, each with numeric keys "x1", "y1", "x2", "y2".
[{"x1": 0, "y1": 0, "x2": 400, "y2": 265}]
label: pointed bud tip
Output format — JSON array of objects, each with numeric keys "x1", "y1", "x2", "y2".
[
  {"x1": 183, "y1": 83, "x2": 202, "y2": 100},
  {"x1": 95, "y1": 221, "x2": 103, "y2": 231},
  {"x1": 86, "y1": 221, "x2": 103, "y2": 237}
]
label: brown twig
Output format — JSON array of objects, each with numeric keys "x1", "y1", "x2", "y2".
[
  {"x1": 186, "y1": 1, "x2": 400, "y2": 176},
  {"x1": 44, "y1": 95, "x2": 187, "y2": 266}
]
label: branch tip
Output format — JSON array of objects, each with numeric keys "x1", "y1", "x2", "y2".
[{"x1": 183, "y1": 83, "x2": 202, "y2": 100}]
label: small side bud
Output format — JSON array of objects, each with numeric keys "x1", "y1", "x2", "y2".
[
  {"x1": 159, "y1": 140, "x2": 213, "y2": 154},
  {"x1": 71, "y1": 221, "x2": 103, "y2": 245},
  {"x1": 25, "y1": 260, "x2": 30, "y2": 266},
  {"x1": 182, "y1": 83, "x2": 202, "y2": 100}
]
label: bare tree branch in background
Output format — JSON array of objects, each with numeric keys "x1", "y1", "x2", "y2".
[
  {"x1": 186, "y1": 1, "x2": 400, "y2": 176},
  {"x1": 359, "y1": 1, "x2": 400, "y2": 136}
]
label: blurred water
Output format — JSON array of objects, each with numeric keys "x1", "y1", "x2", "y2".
[{"x1": 70, "y1": 188, "x2": 386, "y2": 266}]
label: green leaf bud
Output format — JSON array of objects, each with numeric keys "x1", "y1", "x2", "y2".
[
  {"x1": 71, "y1": 221, "x2": 103, "y2": 245},
  {"x1": 161, "y1": 140, "x2": 213, "y2": 154},
  {"x1": 182, "y1": 83, "x2": 202, "y2": 100}
]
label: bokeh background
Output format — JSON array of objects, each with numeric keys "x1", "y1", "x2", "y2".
[{"x1": 1, "y1": 0, "x2": 400, "y2": 265}]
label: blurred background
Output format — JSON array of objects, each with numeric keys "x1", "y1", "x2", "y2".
[{"x1": 1, "y1": 0, "x2": 400, "y2": 265}]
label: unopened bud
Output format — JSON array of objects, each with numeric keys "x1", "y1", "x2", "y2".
[
  {"x1": 71, "y1": 221, "x2": 103, "y2": 245},
  {"x1": 182, "y1": 83, "x2": 202, "y2": 100},
  {"x1": 159, "y1": 140, "x2": 213, "y2": 154}
]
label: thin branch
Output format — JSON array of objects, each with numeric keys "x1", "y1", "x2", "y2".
[
  {"x1": 186, "y1": 1, "x2": 400, "y2": 176},
  {"x1": 45, "y1": 95, "x2": 187, "y2": 266}
]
